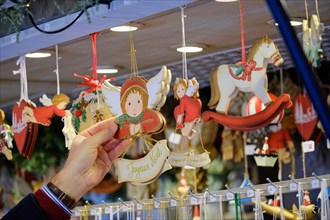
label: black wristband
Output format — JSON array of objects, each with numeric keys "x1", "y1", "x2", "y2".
[{"x1": 47, "y1": 182, "x2": 76, "y2": 209}]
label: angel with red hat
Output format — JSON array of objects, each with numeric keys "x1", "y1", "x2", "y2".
[{"x1": 102, "y1": 66, "x2": 171, "y2": 140}]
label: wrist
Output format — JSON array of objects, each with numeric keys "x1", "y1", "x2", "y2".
[
  {"x1": 46, "y1": 182, "x2": 76, "y2": 210},
  {"x1": 51, "y1": 170, "x2": 86, "y2": 202}
]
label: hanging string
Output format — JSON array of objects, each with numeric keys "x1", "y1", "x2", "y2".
[
  {"x1": 304, "y1": 0, "x2": 309, "y2": 22},
  {"x1": 74, "y1": 32, "x2": 108, "y2": 95},
  {"x1": 90, "y1": 33, "x2": 100, "y2": 80},
  {"x1": 315, "y1": 0, "x2": 320, "y2": 21},
  {"x1": 239, "y1": 0, "x2": 246, "y2": 63},
  {"x1": 13, "y1": 56, "x2": 28, "y2": 101},
  {"x1": 130, "y1": 25, "x2": 139, "y2": 77},
  {"x1": 320, "y1": 179, "x2": 330, "y2": 220},
  {"x1": 302, "y1": 142, "x2": 307, "y2": 178},
  {"x1": 180, "y1": 5, "x2": 188, "y2": 80},
  {"x1": 55, "y1": 45, "x2": 60, "y2": 94},
  {"x1": 243, "y1": 132, "x2": 249, "y2": 178}
]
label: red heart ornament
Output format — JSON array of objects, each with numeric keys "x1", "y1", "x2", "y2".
[
  {"x1": 293, "y1": 93, "x2": 318, "y2": 141},
  {"x1": 12, "y1": 100, "x2": 30, "y2": 154}
]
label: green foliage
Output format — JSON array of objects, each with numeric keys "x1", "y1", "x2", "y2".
[
  {"x1": 0, "y1": 0, "x2": 101, "y2": 42},
  {"x1": 1, "y1": 116, "x2": 68, "y2": 179},
  {"x1": 0, "y1": 0, "x2": 30, "y2": 41}
]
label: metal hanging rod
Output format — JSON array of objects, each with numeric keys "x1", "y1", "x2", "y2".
[{"x1": 72, "y1": 174, "x2": 330, "y2": 217}]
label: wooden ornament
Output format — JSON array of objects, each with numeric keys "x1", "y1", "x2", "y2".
[
  {"x1": 293, "y1": 93, "x2": 318, "y2": 141},
  {"x1": 12, "y1": 99, "x2": 38, "y2": 158},
  {"x1": 102, "y1": 66, "x2": 172, "y2": 185},
  {"x1": 23, "y1": 94, "x2": 70, "y2": 126},
  {"x1": 70, "y1": 90, "x2": 113, "y2": 133},
  {"x1": 173, "y1": 77, "x2": 202, "y2": 140},
  {"x1": 203, "y1": 36, "x2": 292, "y2": 131}
]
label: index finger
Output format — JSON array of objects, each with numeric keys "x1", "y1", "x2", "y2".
[{"x1": 80, "y1": 117, "x2": 118, "y2": 137}]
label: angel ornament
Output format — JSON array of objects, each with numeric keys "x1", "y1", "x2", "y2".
[
  {"x1": 173, "y1": 77, "x2": 202, "y2": 139},
  {"x1": 102, "y1": 66, "x2": 173, "y2": 185},
  {"x1": 0, "y1": 109, "x2": 14, "y2": 160},
  {"x1": 112, "y1": 76, "x2": 165, "y2": 139},
  {"x1": 23, "y1": 94, "x2": 71, "y2": 126},
  {"x1": 168, "y1": 77, "x2": 211, "y2": 168}
]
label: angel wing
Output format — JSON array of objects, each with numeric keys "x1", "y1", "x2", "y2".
[
  {"x1": 39, "y1": 94, "x2": 52, "y2": 106},
  {"x1": 147, "y1": 66, "x2": 172, "y2": 111},
  {"x1": 101, "y1": 79, "x2": 123, "y2": 116},
  {"x1": 186, "y1": 77, "x2": 199, "y2": 97}
]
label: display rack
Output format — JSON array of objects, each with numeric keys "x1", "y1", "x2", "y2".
[{"x1": 72, "y1": 174, "x2": 330, "y2": 217}]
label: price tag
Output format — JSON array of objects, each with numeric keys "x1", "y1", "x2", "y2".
[
  {"x1": 105, "y1": 207, "x2": 112, "y2": 214},
  {"x1": 90, "y1": 209, "x2": 96, "y2": 215},
  {"x1": 122, "y1": 205, "x2": 128, "y2": 212},
  {"x1": 74, "y1": 211, "x2": 80, "y2": 216},
  {"x1": 170, "y1": 199, "x2": 177, "y2": 207},
  {"x1": 154, "y1": 201, "x2": 160, "y2": 208},
  {"x1": 245, "y1": 144, "x2": 257, "y2": 155},
  {"x1": 209, "y1": 195, "x2": 217, "y2": 202},
  {"x1": 136, "y1": 203, "x2": 143, "y2": 210},
  {"x1": 268, "y1": 185, "x2": 276, "y2": 194},
  {"x1": 289, "y1": 183, "x2": 297, "y2": 191},
  {"x1": 226, "y1": 192, "x2": 234, "y2": 200},
  {"x1": 190, "y1": 197, "x2": 198, "y2": 204},
  {"x1": 246, "y1": 189, "x2": 254, "y2": 197},
  {"x1": 302, "y1": 141, "x2": 315, "y2": 153},
  {"x1": 311, "y1": 179, "x2": 320, "y2": 188}
]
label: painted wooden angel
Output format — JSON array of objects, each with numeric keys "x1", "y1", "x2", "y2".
[
  {"x1": 23, "y1": 94, "x2": 71, "y2": 126},
  {"x1": 173, "y1": 77, "x2": 202, "y2": 139},
  {"x1": 0, "y1": 109, "x2": 14, "y2": 160},
  {"x1": 102, "y1": 66, "x2": 171, "y2": 139}
]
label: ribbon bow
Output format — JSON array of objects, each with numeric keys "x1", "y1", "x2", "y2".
[
  {"x1": 235, "y1": 60, "x2": 263, "y2": 81},
  {"x1": 74, "y1": 73, "x2": 112, "y2": 95}
]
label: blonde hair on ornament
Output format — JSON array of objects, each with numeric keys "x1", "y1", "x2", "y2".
[{"x1": 173, "y1": 78, "x2": 188, "y2": 100}]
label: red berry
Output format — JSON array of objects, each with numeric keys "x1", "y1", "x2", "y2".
[{"x1": 75, "y1": 109, "x2": 82, "y2": 117}]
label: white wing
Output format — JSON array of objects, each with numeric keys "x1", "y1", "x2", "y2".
[
  {"x1": 39, "y1": 94, "x2": 52, "y2": 106},
  {"x1": 186, "y1": 77, "x2": 199, "y2": 97},
  {"x1": 146, "y1": 66, "x2": 172, "y2": 110},
  {"x1": 101, "y1": 79, "x2": 123, "y2": 116}
]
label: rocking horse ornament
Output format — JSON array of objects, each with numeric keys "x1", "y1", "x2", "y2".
[{"x1": 203, "y1": 36, "x2": 292, "y2": 131}]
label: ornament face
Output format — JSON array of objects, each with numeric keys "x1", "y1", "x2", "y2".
[{"x1": 293, "y1": 93, "x2": 318, "y2": 141}]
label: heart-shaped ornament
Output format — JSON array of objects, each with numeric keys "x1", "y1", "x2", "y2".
[
  {"x1": 293, "y1": 93, "x2": 318, "y2": 141},
  {"x1": 12, "y1": 100, "x2": 30, "y2": 154}
]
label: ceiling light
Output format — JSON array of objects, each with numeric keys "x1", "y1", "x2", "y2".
[
  {"x1": 110, "y1": 25, "x2": 138, "y2": 32},
  {"x1": 176, "y1": 45, "x2": 204, "y2": 53},
  {"x1": 25, "y1": 51, "x2": 52, "y2": 58},
  {"x1": 96, "y1": 68, "x2": 118, "y2": 74},
  {"x1": 90, "y1": 66, "x2": 120, "y2": 74},
  {"x1": 268, "y1": 18, "x2": 303, "y2": 27}
]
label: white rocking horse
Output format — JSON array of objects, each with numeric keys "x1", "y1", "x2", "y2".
[{"x1": 208, "y1": 35, "x2": 284, "y2": 115}]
